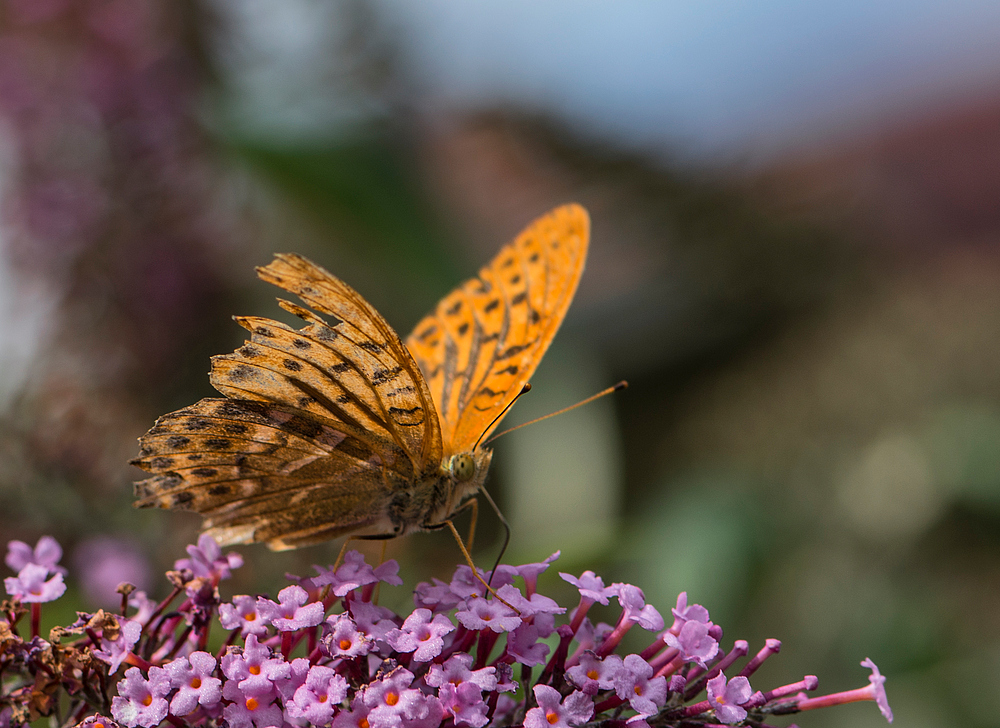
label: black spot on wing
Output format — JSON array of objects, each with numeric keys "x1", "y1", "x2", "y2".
[
  {"x1": 204, "y1": 438, "x2": 231, "y2": 450},
  {"x1": 511, "y1": 292, "x2": 527, "y2": 306},
  {"x1": 497, "y1": 343, "x2": 531, "y2": 359},
  {"x1": 457, "y1": 322, "x2": 469, "y2": 336},
  {"x1": 372, "y1": 366, "x2": 403, "y2": 385},
  {"x1": 228, "y1": 365, "x2": 255, "y2": 382},
  {"x1": 166, "y1": 435, "x2": 190, "y2": 449},
  {"x1": 282, "y1": 358, "x2": 303, "y2": 372},
  {"x1": 484, "y1": 299, "x2": 500, "y2": 313}
]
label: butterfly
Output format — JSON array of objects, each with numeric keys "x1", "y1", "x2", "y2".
[{"x1": 131, "y1": 204, "x2": 589, "y2": 554}]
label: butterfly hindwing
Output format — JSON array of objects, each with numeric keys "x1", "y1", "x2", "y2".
[
  {"x1": 132, "y1": 399, "x2": 397, "y2": 548},
  {"x1": 406, "y1": 204, "x2": 589, "y2": 452},
  {"x1": 132, "y1": 253, "x2": 446, "y2": 548}
]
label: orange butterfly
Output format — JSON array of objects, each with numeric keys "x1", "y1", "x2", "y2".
[{"x1": 132, "y1": 204, "x2": 589, "y2": 558}]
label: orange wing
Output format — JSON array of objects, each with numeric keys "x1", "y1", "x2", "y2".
[
  {"x1": 132, "y1": 254, "x2": 444, "y2": 549},
  {"x1": 405, "y1": 204, "x2": 589, "y2": 453}
]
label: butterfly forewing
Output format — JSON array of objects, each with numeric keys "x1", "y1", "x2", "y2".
[{"x1": 405, "y1": 203, "x2": 589, "y2": 452}]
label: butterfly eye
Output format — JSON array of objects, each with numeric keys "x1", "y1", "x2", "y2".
[{"x1": 452, "y1": 453, "x2": 476, "y2": 482}]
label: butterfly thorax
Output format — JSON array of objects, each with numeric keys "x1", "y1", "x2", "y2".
[{"x1": 389, "y1": 448, "x2": 493, "y2": 534}]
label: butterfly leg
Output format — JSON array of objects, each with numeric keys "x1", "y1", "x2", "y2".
[
  {"x1": 444, "y1": 496, "x2": 479, "y2": 551},
  {"x1": 425, "y1": 518, "x2": 519, "y2": 614}
]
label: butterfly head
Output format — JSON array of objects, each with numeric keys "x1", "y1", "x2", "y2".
[{"x1": 448, "y1": 449, "x2": 492, "y2": 484}]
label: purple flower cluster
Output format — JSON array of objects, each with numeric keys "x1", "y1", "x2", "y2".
[{"x1": 1, "y1": 536, "x2": 893, "y2": 728}]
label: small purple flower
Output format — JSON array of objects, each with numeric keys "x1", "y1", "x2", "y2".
[
  {"x1": 110, "y1": 667, "x2": 171, "y2": 728},
  {"x1": 615, "y1": 585, "x2": 664, "y2": 631},
  {"x1": 349, "y1": 600, "x2": 397, "y2": 645},
  {"x1": 664, "y1": 619, "x2": 719, "y2": 668},
  {"x1": 514, "y1": 551, "x2": 560, "y2": 595},
  {"x1": 4, "y1": 563, "x2": 65, "y2": 603},
  {"x1": 413, "y1": 577, "x2": 463, "y2": 613},
  {"x1": 5, "y1": 536, "x2": 66, "y2": 576},
  {"x1": 93, "y1": 616, "x2": 142, "y2": 675},
  {"x1": 670, "y1": 591, "x2": 709, "y2": 626},
  {"x1": 257, "y1": 585, "x2": 325, "y2": 631},
  {"x1": 566, "y1": 652, "x2": 623, "y2": 695},
  {"x1": 78, "y1": 716, "x2": 120, "y2": 728},
  {"x1": 127, "y1": 591, "x2": 157, "y2": 626},
  {"x1": 219, "y1": 595, "x2": 270, "y2": 637},
  {"x1": 425, "y1": 653, "x2": 497, "y2": 692},
  {"x1": 276, "y1": 657, "x2": 311, "y2": 701},
  {"x1": 362, "y1": 667, "x2": 435, "y2": 728},
  {"x1": 333, "y1": 695, "x2": 371, "y2": 728},
  {"x1": 164, "y1": 651, "x2": 222, "y2": 715},
  {"x1": 613, "y1": 654, "x2": 667, "y2": 717},
  {"x1": 323, "y1": 613, "x2": 374, "y2": 658},
  {"x1": 174, "y1": 533, "x2": 242, "y2": 582},
  {"x1": 455, "y1": 597, "x2": 521, "y2": 633},
  {"x1": 862, "y1": 658, "x2": 893, "y2": 722},
  {"x1": 222, "y1": 679, "x2": 283, "y2": 728},
  {"x1": 449, "y1": 564, "x2": 516, "y2": 600},
  {"x1": 524, "y1": 685, "x2": 593, "y2": 728},
  {"x1": 496, "y1": 584, "x2": 564, "y2": 621},
  {"x1": 313, "y1": 551, "x2": 402, "y2": 597},
  {"x1": 438, "y1": 682, "x2": 489, "y2": 728},
  {"x1": 385, "y1": 608, "x2": 455, "y2": 662},
  {"x1": 506, "y1": 622, "x2": 549, "y2": 666},
  {"x1": 572, "y1": 617, "x2": 614, "y2": 651},
  {"x1": 221, "y1": 634, "x2": 291, "y2": 695},
  {"x1": 285, "y1": 664, "x2": 349, "y2": 726},
  {"x1": 559, "y1": 570, "x2": 616, "y2": 605},
  {"x1": 706, "y1": 673, "x2": 753, "y2": 725}
]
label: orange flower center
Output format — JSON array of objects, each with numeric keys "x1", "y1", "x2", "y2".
[
  {"x1": 386, "y1": 692, "x2": 399, "y2": 706},
  {"x1": 246, "y1": 613, "x2": 256, "y2": 621},
  {"x1": 340, "y1": 639, "x2": 352, "y2": 650},
  {"x1": 586, "y1": 670, "x2": 598, "y2": 680},
  {"x1": 634, "y1": 686, "x2": 643, "y2": 696},
  {"x1": 142, "y1": 696, "x2": 152, "y2": 707},
  {"x1": 190, "y1": 677, "x2": 202, "y2": 689},
  {"x1": 359, "y1": 719, "x2": 370, "y2": 728},
  {"x1": 246, "y1": 697, "x2": 259, "y2": 711},
  {"x1": 546, "y1": 711, "x2": 559, "y2": 724},
  {"x1": 249, "y1": 665, "x2": 261, "y2": 675}
]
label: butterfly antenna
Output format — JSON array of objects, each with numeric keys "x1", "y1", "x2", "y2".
[
  {"x1": 472, "y1": 383, "x2": 532, "y2": 451},
  {"x1": 484, "y1": 380, "x2": 628, "y2": 445},
  {"x1": 479, "y1": 486, "x2": 511, "y2": 589}
]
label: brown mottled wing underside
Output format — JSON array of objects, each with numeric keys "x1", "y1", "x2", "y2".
[
  {"x1": 405, "y1": 204, "x2": 589, "y2": 453},
  {"x1": 132, "y1": 254, "x2": 443, "y2": 549}
]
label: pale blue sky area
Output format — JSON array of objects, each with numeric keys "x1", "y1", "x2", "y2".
[{"x1": 385, "y1": 1, "x2": 1000, "y2": 159}]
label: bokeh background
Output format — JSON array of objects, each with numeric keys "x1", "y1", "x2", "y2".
[{"x1": 1, "y1": 2, "x2": 999, "y2": 726}]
